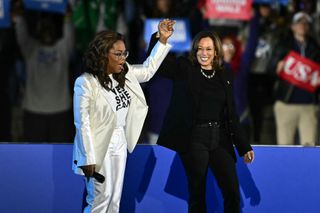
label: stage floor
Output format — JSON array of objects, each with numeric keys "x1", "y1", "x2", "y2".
[{"x1": 1, "y1": 144, "x2": 320, "y2": 213}]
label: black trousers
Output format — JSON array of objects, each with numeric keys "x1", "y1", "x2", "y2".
[
  {"x1": 180, "y1": 125, "x2": 240, "y2": 213},
  {"x1": 248, "y1": 73, "x2": 275, "y2": 143}
]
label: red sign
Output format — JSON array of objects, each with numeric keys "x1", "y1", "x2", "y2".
[
  {"x1": 279, "y1": 51, "x2": 320, "y2": 93},
  {"x1": 201, "y1": 0, "x2": 253, "y2": 20}
]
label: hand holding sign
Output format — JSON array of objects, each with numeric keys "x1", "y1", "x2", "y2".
[
  {"x1": 276, "y1": 60, "x2": 285, "y2": 74},
  {"x1": 278, "y1": 51, "x2": 320, "y2": 92}
]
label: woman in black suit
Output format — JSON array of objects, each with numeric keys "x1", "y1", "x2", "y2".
[{"x1": 148, "y1": 30, "x2": 255, "y2": 213}]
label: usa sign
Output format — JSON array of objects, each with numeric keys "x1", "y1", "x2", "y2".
[
  {"x1": 279, "y1": 51, "x2": 320, "y2": 93},
  {"x1": 202, "y1": 0, "x2": 253, "y2": 20}
]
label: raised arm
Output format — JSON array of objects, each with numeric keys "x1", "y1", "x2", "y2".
[
  {"x1": 61, "y1": 7, "x2": 75, "y2": 55},
  {"x1": 129, "y1": 19, "x2": 175, "y2": 83},
  {"x1": 11, "y1": 2, "x2": 36, "y2": 56},
  {"x1": 146, "y1": 22, "x2": 188, "y2": 80}
]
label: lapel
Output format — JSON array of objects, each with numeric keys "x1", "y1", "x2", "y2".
[
  {"x1": 88, "y1": 74, "x2": 117, "y2": 113},
  {"x1": 100, "y1": 87, "x2": 117, "y2": 113},
  {"x1": 217, "y1": 69, "x2": 232, "y2": 114},
  {"x1": 125, "y1": 71, "x2": 147, "y2": 106}
]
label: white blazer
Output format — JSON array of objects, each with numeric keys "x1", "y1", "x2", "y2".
[{"x1": 72, "y1": 41, "x2": 171, "y2": 175}]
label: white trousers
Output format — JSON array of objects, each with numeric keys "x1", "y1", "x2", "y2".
[
  {"x1": 274, "y1": 101, "x2": 319, "y2": 146},
  {"x1": 84, "y1": 127, "x2": 127, "y2": 213}
]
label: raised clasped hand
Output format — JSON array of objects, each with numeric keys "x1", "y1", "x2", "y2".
[{"x1": 158, "y1": 19, "x2": 176, "y2": 44}]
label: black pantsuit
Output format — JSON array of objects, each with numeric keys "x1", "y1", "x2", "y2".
[
  {"x1": 147, "y1": 33, "x2": 252, "y2": 213},
  {"x1": 180, "y1": 126, "x2": 240, "y2": 213}
]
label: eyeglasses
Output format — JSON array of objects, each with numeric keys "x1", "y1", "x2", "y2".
[{"x1": 110, "y1": 51, "x2": 129, "y2": 60}]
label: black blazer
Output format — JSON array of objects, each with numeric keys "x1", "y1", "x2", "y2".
[{"x1": 147, "y1": 34, "x2": 252, "y2": 161}]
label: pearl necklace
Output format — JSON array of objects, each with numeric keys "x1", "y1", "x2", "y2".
[{"x1": 200, "y1": 69, "x2": 216, "y2": 79}]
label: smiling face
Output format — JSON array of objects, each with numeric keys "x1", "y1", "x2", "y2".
[
  {"x1": 196, "y1": 37, "x2": 215, "y2": 70},
  {"x1": 106, "y1": 40, "x2": 127, "y2": 74}
]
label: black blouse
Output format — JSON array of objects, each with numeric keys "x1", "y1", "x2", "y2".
[{"x1": 193, "y1": 68, "x2": 226, "y2": 122}]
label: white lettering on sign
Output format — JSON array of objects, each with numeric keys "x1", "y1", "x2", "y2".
[
  {"x1": 212, "y1": 0, "x2": 246, "y2": 5},
  {"x1": 210, "y1": 0, "x2": 247, "y2": 14},
  {"x1": 284, "y1": 56, "x2": 318, "y2": 85},
  {"x1": 215, "y1": 4, "x2": 241, "y2": 13},
  {"x1": 310, "y1": 71, "x2": 319, "y2": 86}
]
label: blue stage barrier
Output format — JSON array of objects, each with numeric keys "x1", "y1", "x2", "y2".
[{"x1": 0, "y1": 144, "x2": 320, "y2": 213}]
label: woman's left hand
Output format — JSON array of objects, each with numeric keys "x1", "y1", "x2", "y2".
[{"x1": 244, "y1": 150, "x2": 254, "y2": 164}]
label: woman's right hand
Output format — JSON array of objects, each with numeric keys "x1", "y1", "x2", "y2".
[
  {"x1": 244, "y1": 150, "x2": 254, "y2": 164},
  {"x1": 80, "y1": 164, "x2": 96, "y2": 178}
]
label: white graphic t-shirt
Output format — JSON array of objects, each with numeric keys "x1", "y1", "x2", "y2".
[{"x1": 107, "y1": 75, "x2": 131, "y2": 127}]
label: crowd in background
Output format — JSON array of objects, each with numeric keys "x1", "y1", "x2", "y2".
[{"x1": 0, "y1": 0, "x2": 319, "y2": 145}]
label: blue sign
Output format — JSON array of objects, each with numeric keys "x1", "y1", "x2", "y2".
[
  {"x1": 144, "y1": 18, "x2": 192, "y2": 52},
  {"x1": 254, "y1": 0, "x2": 288, "y2": 5},
  {"x1": 0, "y1": 0, "x2": 11, "y2": 28},
  {"x1": 23, "y1": 0, "x2": 68, "y2": 14}
]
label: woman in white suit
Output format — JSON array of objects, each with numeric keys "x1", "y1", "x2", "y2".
[{"x1": 72, "y1": 19, "x2": 174, "y2": 213}]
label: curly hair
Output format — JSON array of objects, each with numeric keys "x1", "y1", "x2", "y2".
[
  {"x1": 189, "y1": 30, "x2": 224, "y2": 71},
  {"x1": 82, "y1": 30, "x2": 128, "y2": 91}
]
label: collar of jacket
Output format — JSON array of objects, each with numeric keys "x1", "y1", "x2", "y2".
[{"x1": 125, "y1": 69, "x2": 147, "y2": 106}]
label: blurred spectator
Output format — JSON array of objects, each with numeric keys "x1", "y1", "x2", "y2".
[
  {"x1": 246, "y1": 3, "x2": 280, "y2": 144},
  {"x1": 13, "y1": 5, "x2": 75, "y2": 143},
  {"x1": 222, "y1": 35, "x2": 242, "y2": 74},
  {"x1": 222, "y1": 35, "x2": 251, "y2": 138},
  {"x1": 270, "y1": 11, "x2": 320, "y2": 146},
  {"x1": 71, "y1": 0, "x2": 126, "y2": 54},
  {"x1": 299, "y1": 0, "x2": 320, "y2": 45},
  {"x1": 0, "y1": 27, "x2": 17, "y2": 141}
]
